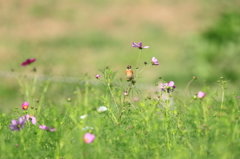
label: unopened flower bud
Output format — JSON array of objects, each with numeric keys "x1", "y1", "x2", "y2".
[
  {"x1": 67, "y1": 98, "x2": 72, "y2": 102},
  {"x1": 95, "y1": 74, "x2": 100, "y2": 79}
]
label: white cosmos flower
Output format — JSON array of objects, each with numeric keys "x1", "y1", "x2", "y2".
[
  {"x1": 97, "y1": 106, "x2": 107, "y2": 112},
  {"x1": 80, "y1": 114, "x2": 88, "y2": 119}
]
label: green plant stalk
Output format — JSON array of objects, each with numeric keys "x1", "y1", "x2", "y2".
[
  {"x1": 165, "y1": 94, "x2": 171, "y2": 150},
  {"x1": 220, "y1": 84, "x2": 225, "y2": 115},
  {"x1": 84, "y1": 80, "x2": 89, "y2": 107},
  {"x1": 135, "y1": 49, "x2": 142, "y2": 75},
  {"x1": 135, "y1": 64, "x2": 151, "y2": 79},
  {"x1": 38, "y1": 81, "x2": 51, "y2": 115},
  {"x1": 108, "y1": 83, "x2": 119, "y2": 112},
  {"x1": 184, "y1": 79, "x2": 194, "y2": 107}
]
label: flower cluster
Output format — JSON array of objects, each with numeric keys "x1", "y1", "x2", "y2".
[
  {"x1": 160, "y1": 81, "x2": 176, "y2": 93},
  {"x1": 10, "y1": 102, "x2": 56, "y2": 132}
]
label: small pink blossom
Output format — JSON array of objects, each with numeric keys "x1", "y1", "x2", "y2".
[
  {"x1": 84, "y1": 133, "x2": 95, "y2": 143},
  {"x1": 39, "y1": 125, "x2": 56, "y2": 132},
  {"x1": 124, "y1": 92, "x2": 128, "y2": 96},
  {"x1": 24, "y1": 114, "x2": 37, "y2": 124},
  {"x1": 22, "y1": 58, "x2": 36, "y2": 66},
  {"x1": 22, "y1": 102, "x2": 29, "y2": 110},
  {"x1": 197, "y1": 91, "x2": 206, "y2": 99},
  {"x1": 132, "y1": 42, "x2": 149, "y2": 49},
  {"x1": 151, "y1": 57, "x2": 159, "y2": 65},
  {"x1": 95, "y1": 74, "x2": 100, "y2": 79},
  {"x1": 134, "y1": 97, "x2": 139, "y2": 102}
]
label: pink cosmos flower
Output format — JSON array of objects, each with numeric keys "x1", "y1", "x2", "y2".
[
  {"x1": 134, "y1": 97, "x2": 139, "y2": 102},
  {"x1": 22, "y1": 102, "x2": 29, "y2": 110},
  {"x1": 160, "y1": 81, "x2": 176, "y2": 93},
  {"x1": 197, "y1": 91, "x2": 206, "y2": 99},
  {"x1": 9, "y1": 117, "x2": 25, "y2": 131},
  {"x1": 124, "y1": 92, "x2": 128, "y2": 96},
  {"x1": 95, "y1": 74, "x2": 100, "y2": 79},
  {"x1": 84, "y1": 133, "x2": 95, "y2": 143},
  {"x1": 24, "y1": 114, "x2": 37, "y2": 124},
  {"x1": 132, "y1": 42, "x2": 149, "y2": 49},
  {"x1": 151, "y1": 57, "x2": 159, "y2": 65},
  {"x1": 39, "y1": 125, "x2": 56, "y2": 132},
  {"x1": 22, "y1": 58, "x2": 36, "y2": 66}
]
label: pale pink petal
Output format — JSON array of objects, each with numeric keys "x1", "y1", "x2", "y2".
[
  {"x1": 142, "y1": 46, "x2": 149, "y2": 48},
  {"x1": 168, "y1": 81, "x2": 175, "y2": 87}
]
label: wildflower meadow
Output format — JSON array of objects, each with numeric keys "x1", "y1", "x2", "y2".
[{"x1": 0, "y1": 41, "x2": 240, "y2": 159}]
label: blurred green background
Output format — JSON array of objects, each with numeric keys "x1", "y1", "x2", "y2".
[{"x1": 1, "y1": 0, "x2": 240, "y2": 111}]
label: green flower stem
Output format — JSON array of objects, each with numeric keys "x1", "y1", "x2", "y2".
[
  {"x1": 165, "y1": 94, "x2": 171, "y2": 150},
  {"x1": 220, "y1": 83, "x2": 225, "y2": 115},
  {"x1": 108, "y1": 83, "x2": 119, "y2": 112},
  {"x1": 135, "y1": 64, "x2": 151, "y2": 79},
  {"x1": 184, "y1": 79, "x2": 194, "y2": 107},
  {"x1": 135, "y1": 49, "x2": 142, "y2": 75}
]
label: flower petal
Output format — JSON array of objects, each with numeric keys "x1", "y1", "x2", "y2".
[
  {"x1": 132, "y1": 42, "x2": 139, "y2": 47},
  {"x1": 11, "y1": 120, "x2": 17, "y2": 125},
  {"x1": 138, "y1": 42, "x2": 142, "y2": 47},
  {"x1": 142, "y1": 46, "x2": 149, "y2": 49},
  {"x1": 168, "y1": 81, "x2": 175, "y2": 87},
  {"x1": 39, "y1": 125, "x2": 48, "y2": 130}
]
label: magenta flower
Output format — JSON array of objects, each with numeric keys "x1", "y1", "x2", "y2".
[
  {"x1": 22, "y1": 102, "x2": 29, "y2": 110},
  {"x1": 24, "y1": 114, "x2": 37, "y2": 124},
  {"x1": 151, "y1": 57, "x2": 159, "y2": 65},
  {"x1": 132, "y1": 42, "x2": 149, "y2": 49},
  {"x1": 39, "y1": 125, "x2": 56, "y2": 132},
  {"x1": 95, "y1": 74, "x2": 100, "y2": 79},
  {"x1": 22, "y1": 58, "x2": 36, "y2": 66},
  {"x1": 9, "y1": 117, "x2": 25, "y2": 131},
  {"x1": 160, "y1": 81, "x2": 176, "y2": 93},
  {"x1": 197, "y1": 91, "x2": 206, "y2": 99},
  {"x1": 84, "y1": 133, "x2": 95, "y2": 143}
]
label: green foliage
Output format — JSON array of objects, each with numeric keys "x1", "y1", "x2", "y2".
[
  {"x1": 1, "y1": 70, "x2": 240, "y2": 159},
  {"x1": 203, "y1": 12, "x2": 240, "y2": 44}
]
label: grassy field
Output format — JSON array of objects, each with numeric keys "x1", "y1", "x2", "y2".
[
  {"x1": 1, "y1": 67, "x2": 240, "y2": 158},
  {"x1": 0, "y1": 0, "x2": 240, "y2": 158}
]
